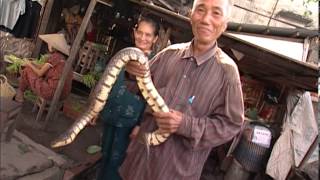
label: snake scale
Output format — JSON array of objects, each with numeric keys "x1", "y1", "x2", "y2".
[{"x1": 51, "y1": 47, "x2": 170, "y2": 148}]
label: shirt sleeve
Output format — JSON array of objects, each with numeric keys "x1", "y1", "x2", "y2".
[{"x1": 176, "y1": 81, "x2": 244, "y2": 150}]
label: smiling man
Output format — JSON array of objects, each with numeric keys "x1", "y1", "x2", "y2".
[{"x1": 120, "y1": 0, "x2": 244, "y2": 179}]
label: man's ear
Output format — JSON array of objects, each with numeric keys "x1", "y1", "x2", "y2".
[
  {"x1": 187, "y1": 9, "x2": 192, "y2": 18},
  {"x1": 188, "y1": 11, "x2": 193, "y2": 26},
  {"x1": 222, "y1": 21, "x2": 228, "y2": 32}
]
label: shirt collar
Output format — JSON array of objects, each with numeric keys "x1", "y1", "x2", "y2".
[{"x1": 181, "y1": 40, "x2": 218, "y2": 66}]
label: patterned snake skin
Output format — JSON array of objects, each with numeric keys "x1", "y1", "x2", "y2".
[{"x1": 51, "y1": 47, "x2": 170, "y2": 148}]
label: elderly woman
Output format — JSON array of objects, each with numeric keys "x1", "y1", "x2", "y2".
[
  {"x1": 97, "y1": 15, "x2": 160, "y2": 180},
  {"x1": 15, "y1": 34, "x2": 73, "y2": 103}
]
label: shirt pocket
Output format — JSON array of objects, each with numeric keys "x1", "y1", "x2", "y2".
[{"x1": 172, "y1": 94, "x2": 194, "y2": 114}]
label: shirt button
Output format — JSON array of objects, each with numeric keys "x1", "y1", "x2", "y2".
[{"x1": 183, "y1": 75, "x2": 187, "y2": 78}]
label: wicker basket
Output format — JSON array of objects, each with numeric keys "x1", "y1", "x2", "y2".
[{"x1": 0, "y1": 74, "x2": 16, "y2": 99}]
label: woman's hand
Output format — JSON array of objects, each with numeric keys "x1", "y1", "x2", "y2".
[
  {"x1": 129, "y1": 126, "x2": 140, "y2": 140},
  {"x1": 125, "y1": 61, "x2": 148, "y2": 77},
  {"x1": 22, "y1": 59, "x2": 31, "y2": 67},
  {"x1": 89, "y1": 115, "x2": 99, "y2": 125}
]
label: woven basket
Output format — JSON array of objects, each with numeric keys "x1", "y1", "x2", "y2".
[{"x1": 0, "y1": 74, "x2": 16, "y2": 99}]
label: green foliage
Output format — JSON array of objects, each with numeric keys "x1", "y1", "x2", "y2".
[
  {"x1": 82, "y1": 73, "x2": 97, "y2": 88},
  {"x1": 6, "y1": 63, "x2": 22, "y2": 74},
  {"x1": 71, "y1": 101, "x2": 83, "y2": 112},
  {"x1": 5, "y1": 55, "x2": 24, "y2": 74},
  {"x1": 35, "y1": 54, "x2": 49, "y2": 65},
  {"x1": 93, "y1": 43, "x2": 107, "y2": 52},
  {"x1": 5, "y1": 54, "x2": 49, "y2": 74},
  {"x1": 246, "y1": 107, "x2": 258, "y2": 120},
  {"x1": 82, "y1": 71, "x2": 102, "y2": 88},
  {"x1": 24, "y1": 90, "x2": 38, "y2": 102}
]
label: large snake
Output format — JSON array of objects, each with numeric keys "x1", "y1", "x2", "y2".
[{"x1": 51, "y1": 47, "x2": 170, "y2": 148}]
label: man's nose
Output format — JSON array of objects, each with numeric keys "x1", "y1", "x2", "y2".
[{"x1": 201, "y1": 12, "x2": 211, "y2": 24}]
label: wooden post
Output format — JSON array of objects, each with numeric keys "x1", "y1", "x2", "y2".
[
  {"x1": 160, "y1": 27, "x2": 171, "y2": 50},
  {"x1": 32, "y1": 0, "x2": 55, "y2": 57},
  {"x1": 44, "y1": 0, "x2": 98, "y2": 126},
  {"x1": 302, "y1": 37, "x2": 310, "y2": 62}
]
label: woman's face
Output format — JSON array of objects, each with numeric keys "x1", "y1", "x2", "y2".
[{"x1": 134, "y1": 21, "x2": 158, "y2": 54}]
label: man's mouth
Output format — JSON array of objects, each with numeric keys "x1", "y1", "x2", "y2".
[{"x1": 198, "y1": 27, "x2": 212, "y2": 34}]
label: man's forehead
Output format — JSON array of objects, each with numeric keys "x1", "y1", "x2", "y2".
[{"x1": 193, "y1": 0, "x2": 229, "y2": 10}]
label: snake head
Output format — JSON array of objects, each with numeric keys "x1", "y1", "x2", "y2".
[{"x1": 50, "y1": 132, "x2": 75, "y2": 148}]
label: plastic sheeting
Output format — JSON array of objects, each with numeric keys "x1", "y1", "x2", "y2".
[{"x1": 266, "y1": 90, "x2": 318, "y2": 180}]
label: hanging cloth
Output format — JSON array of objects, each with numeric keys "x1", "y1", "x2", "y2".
[
  {"x1": 32, "y1": 0, "x2": 45, "y2": 7},
  {"x1": 0, "y1": 0, "x2": 26, "y2": 30},
  {"x1": 12, "y1": 0, "x2": 41, "y2": 38},
  {"x1": 266, "y1": 90, "x2": 318, "y2": 180}
]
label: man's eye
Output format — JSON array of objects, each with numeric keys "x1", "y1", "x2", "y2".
[
  {"x1": 196, "y1": 7, "x2": 205, "y2": 13},
  {"x1": 212, "y1": 11, "x2": 222, "y2": 16}
]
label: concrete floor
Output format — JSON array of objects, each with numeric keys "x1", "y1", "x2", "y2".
[
  {"x1": 1, "y1": 99, "x2": 103, "y2": 180},
  {"x1": 16, "y1": 100, "x2": 103, "y2": 163}
]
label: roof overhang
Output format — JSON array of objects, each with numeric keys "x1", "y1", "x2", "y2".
[
  {"x1": 125, "y1": 0, "x2": 319, "y2": 91},
  {"x1": 219, "y1": 33, "x2": 318, "y2": 92}
]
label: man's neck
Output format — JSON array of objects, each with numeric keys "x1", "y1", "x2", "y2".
[{"x1": 193, "y1": 40, "x2": 216, "y2": 57}]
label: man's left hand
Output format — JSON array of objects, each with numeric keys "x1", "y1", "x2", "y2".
[{"x1": 153, "y1": 109, "x2": 183, "y2": 134}]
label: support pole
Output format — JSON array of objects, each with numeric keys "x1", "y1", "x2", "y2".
[
  {"x1": 32, "y1": 0, "x2": 55, "y2": 57},
  {"x1": 44, "y1": 0, "x2": 97, "y2": 126}
]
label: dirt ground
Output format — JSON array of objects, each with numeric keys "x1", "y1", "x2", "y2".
[{"x1": 15, "y1": 99, "x2": 103, "y2": 171}]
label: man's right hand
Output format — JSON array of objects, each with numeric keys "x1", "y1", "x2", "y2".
[{"x1": 125, "y1": 61, "x2": 148, "y2": 77}]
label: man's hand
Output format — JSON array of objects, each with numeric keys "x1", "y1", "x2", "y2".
[
  {"x1": 153, "y1": 109, "x2": 183, "y2": 134},
  {"x1": 125, "y1": 61, "x2": 148, "y2": 77}
]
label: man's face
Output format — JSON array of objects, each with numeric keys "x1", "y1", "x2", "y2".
[
  {"x1": 134, "y1": 21, "x2": 158, "y2": 53},
  {"x1": 191, "y1": 0, "x2": 229, "y2": 45}
]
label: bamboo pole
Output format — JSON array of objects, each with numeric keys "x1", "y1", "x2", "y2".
[
  {"x1": 32, "y1": 0, "x2": 55, "y2": 57},
  {"x1": 44, "y1": 0, "x2": 98, "y2": 126}
]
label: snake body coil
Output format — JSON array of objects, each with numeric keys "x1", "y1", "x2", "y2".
[{"x1": 51, "y1": 47, "x2": 170, "y2": 148}]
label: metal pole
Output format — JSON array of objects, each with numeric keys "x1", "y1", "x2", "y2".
[{"x1": 267, "y1": 0, "x2": 280, "y2": 27}]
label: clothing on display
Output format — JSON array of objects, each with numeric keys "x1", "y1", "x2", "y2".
[
  {"x1": 13, "y1": 0, "x2": 42, "y2": 38},
  {"x1": 32, "y1": 0, "x2": 45, "y2": 7},
  {"x1": 0, "y1": 0, "x2": 26, "y2": 30}
]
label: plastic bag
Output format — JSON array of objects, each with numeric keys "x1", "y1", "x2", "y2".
[{"x1": 0, "y1": 74, "x2": 16, "y2": 99}]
